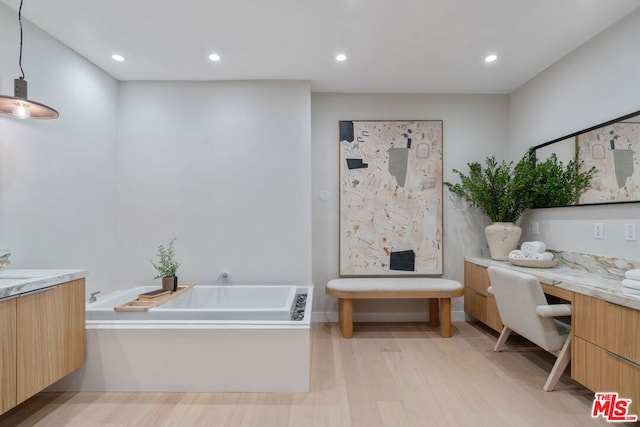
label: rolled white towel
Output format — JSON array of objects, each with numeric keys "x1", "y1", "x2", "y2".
[
  {"x1": 525, "y1": 252, "x2": 554, "y2": 261},
  {"x1": 508, "y1": 250, "x2": 526, "y2": 260},
  {"x1": 625, "y1": 269, "x2": 640, "y2": 281},
  {"x1": 621, "y1": 279, "x2": 640, "y2": 291},
  {"x1": 521, "y1": 241, "x2": 547, "y2": 253}
]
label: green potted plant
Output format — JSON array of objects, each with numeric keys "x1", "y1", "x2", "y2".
[
  {"x1": 445, "y1": 156, "x2": 532, "y2": 260},
  {"x1": 445, "y1": 150, "x2": 596, "y2": 260},
  {"x1": 151, "y1": 237, "x2": 180, "y2": 292},
  {"x1": 525, "y1": 149, "x2": 596, "y2": 208}
]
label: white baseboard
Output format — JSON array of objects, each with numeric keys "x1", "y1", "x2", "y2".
[{"x1": 312, "y1": 310, "x2": 467, "y2": 323}]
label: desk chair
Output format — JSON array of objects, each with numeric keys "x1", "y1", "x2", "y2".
[{"x1": 487, "y1": 266, "x2": 572, "y2": 391}]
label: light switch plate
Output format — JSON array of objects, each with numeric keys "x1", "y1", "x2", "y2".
[{"x1": 594, "y1": 223, "x2": 604, "y2": 239}]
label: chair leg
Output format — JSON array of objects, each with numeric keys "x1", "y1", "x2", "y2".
[
  {"x1": 494, "y1": 326, "x2": 512, "y2": 352},
  {"x1": 543, "y1": 335, "x2": 572, "y2": 392}
]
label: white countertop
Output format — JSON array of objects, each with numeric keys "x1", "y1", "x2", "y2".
[
  {"x1": 0, "y1": 269, "x2": 88, "y2": 299},
  {"x1": 466, "y1": 256, "x2": 640, "y2": 311}
]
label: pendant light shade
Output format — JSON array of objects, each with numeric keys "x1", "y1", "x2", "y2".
[
  {"x1": 0, "y1": 0, "x2": 59, "y2": 120},
  {"x1": 0, "y1": 78, "x2": 59, "y2": 119}
]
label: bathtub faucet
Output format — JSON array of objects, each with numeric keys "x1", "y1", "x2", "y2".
[
  {"x1": 216, "y1": 272, "x2": 229, "y2": 284},
  {"x1": 89, "y1": 291, "x2": 100, "y2": 303}
]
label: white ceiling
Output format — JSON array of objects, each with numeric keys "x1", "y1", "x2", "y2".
[{"x1": 2, "y1": 0, "x2": 640, "y2": 93}]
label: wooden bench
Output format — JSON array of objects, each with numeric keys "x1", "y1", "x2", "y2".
[{"x1": 326, "y1": 278, "x2": 464, "y2": 338}]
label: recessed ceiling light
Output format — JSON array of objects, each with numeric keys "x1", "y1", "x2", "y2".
[
  {"x1": 111, "y1": 54, "x2": 125, "y2": 62},
  {"x1": 209, "y1": 53, "x2": 221, "y2": 62},
  {"x1": 335, "y1": 53, "x2": 347, "y2": 62},
  {"x1": 485, "y1": 54, "x2": 498, "y2": 63}
]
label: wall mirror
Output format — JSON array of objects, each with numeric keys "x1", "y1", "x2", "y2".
[{"x1": 533, "y1": 109, "x2": 640, "y2": 207}]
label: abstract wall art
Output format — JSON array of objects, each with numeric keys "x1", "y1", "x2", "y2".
[
  {"x1": 339, "y1": 120, "x2": 443, "y2": 276},
  {"x1": 577, "y1": 121, "x2": 640, "y2": 204}
]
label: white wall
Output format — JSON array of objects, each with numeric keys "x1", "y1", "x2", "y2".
[
  {"x1": 117, "y1": 81, "x2": 312, "y2": 288},
  {"x1": 312, "y1": 93, "x2": 509, "y2": 320},
  {"x1": 0, "y1": 4, "x2": 313, "y2": 296},
  {"x1": 3, "y1": 0, "x2": 637, "y2": 320},
  {"x1": 0, "y1": 3, "x2": 119, "y2": 295},
  {"x1": 1, "y1": 2, "x2": 313, "y2": 297},
  {"x1": 510, "y1": 9, "x2": 640, "y2": 259}
]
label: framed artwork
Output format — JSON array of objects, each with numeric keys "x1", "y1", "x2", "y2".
[
  {"x1": 576, "y1": 120, "x2": 640, "y2": 204},
  {"x1": 339, "y1": 120, "x2": 443, "y2": 276}
]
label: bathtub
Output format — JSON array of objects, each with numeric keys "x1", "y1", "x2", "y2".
[
  {"x1": 52, "y1": 284, "x2": 313, "y2": 393},
  {"x1": 87, "y1": 285, "x2": 300, "y2": 321}
]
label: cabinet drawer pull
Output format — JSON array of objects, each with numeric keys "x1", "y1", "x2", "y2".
[
  {"x1": 606, "y1": 351, "x2": 640, "y2": 369},
  {"x1": 18, "y1": 285, "x2": 56, "y2": 297},
  {"x1": 471, "y1": 289, "x2": 485, "y2": 297},
  {"x1": 606, "y1": 301, "x2": 634, "y2": 310},
  {"x1": 1, "y1": 286, "x2": 55, "y2": 301}
]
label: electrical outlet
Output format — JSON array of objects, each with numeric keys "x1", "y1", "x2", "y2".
[
  {"x1": 532, "y1": 222, "x2": 539, "y2": 235},
  {"x1": 594, "y1": 223, "x2": 604, "y2": 239},
  {"x1": 625, "y1": 223, "x2": 637, "y2": 241}
]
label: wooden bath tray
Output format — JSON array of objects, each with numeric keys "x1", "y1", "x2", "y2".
[{"x1": 114, "y1": 284, "x2": 194, "y2": 312}]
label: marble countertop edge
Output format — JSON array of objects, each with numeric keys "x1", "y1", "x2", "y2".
[
  {"x1": 0, "y1": 269, "x2": 89, "y2": 300},
  {"x1": 465, "y1": 256, "x2": 640, "y2": 311}
]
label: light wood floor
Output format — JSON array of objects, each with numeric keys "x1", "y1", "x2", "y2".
[{"x1": 0, "y1": 321, "x2": 631, "y2": 427}]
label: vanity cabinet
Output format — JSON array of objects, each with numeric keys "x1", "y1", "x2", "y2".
[
  {"x1": 0, "y1": 279, "x2": 85, "y2": 415},
  {"x1": 464, "y1": 261, "x2": 503, "y2": 332},
  {"x1": 573, "y1": 293, "x2": 640, "y2": 416},
  {"x1": 0, "y1": 298, "x2": 16, "y2": 414},
  {"x1": 465, "y1": 259, "x2": 639, "y2": 414}
]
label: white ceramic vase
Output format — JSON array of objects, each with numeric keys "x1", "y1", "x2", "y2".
[{"x1": 485, "y1": 222, "x2": 522, "y2": 260}]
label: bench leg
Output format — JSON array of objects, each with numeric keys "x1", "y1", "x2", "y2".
[
  {"x1": 429, "y1": 298, "x2": 439, "y2": 327},
  {"x1": 440, "y1": 298, "x2": 452, "y2": 337},
  {"x1": 339, "y1": 298, "x2": 353, "y2": 338}
]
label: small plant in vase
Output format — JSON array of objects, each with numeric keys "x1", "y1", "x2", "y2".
[{"x1": 151, "y1": 237, "x2": 180, "y2": 292}]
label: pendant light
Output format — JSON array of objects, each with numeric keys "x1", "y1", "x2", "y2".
[{"x1": 0, "y1": 0, "x2": 59, "y2": 120}]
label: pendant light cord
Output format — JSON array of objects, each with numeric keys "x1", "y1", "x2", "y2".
[{"x1": 18, "y1": 0, "x2": 25, "y2": 80}]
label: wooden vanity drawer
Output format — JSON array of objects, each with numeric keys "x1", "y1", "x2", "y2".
[
  {"x1": 486, "y1": 293, "x2": 503, "y2": 332},
  {"x1": 574, "y1": 293, "x2": 640, "y2": 364},
  {"x1": 463, "y1": 262, "x2": 503, "y2": 333},
  {"x1": 16, "y1": 280, "x2": 85, "y2": 404},
  {"x1": 464, "y1": 287, "x2": 487, "y2": 323},
  {"x1": 606, "y1": 301, "x2": 640, "y2": 365},
  {"x1": 573, "y1": 336, "x2": 639, "y2": 417},
  {"x1": 574, "y1": 293, "x2": 609, "y2": 346},
  {"x1": 573, "y1": 336, "x2": 621, "y2": 393},
  {"x1": 621, "y1": 356, "x2": 640, "y2": 418},
  {"x1": 464, "y1": 262, "x2": 490, "y2": 295},
  {"x1": 0, "y1": 298, "x2": 16, "y2": 415}
]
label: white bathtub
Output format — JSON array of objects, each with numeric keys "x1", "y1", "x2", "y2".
[
  {"x1": 52, "y1": 284, "x2": 313, "y2": 393},
  {"x1": 87, "y1": 285, "x2": 299, "y2": 321}
]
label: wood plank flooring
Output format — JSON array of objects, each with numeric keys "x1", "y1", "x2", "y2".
[{"x1": 0, "y1": 321, "x2": 632, "y2": 426}]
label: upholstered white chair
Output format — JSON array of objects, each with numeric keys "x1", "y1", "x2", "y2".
[{"x1": 487, "y1": 266, "x2": 572, "y2": 392}]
